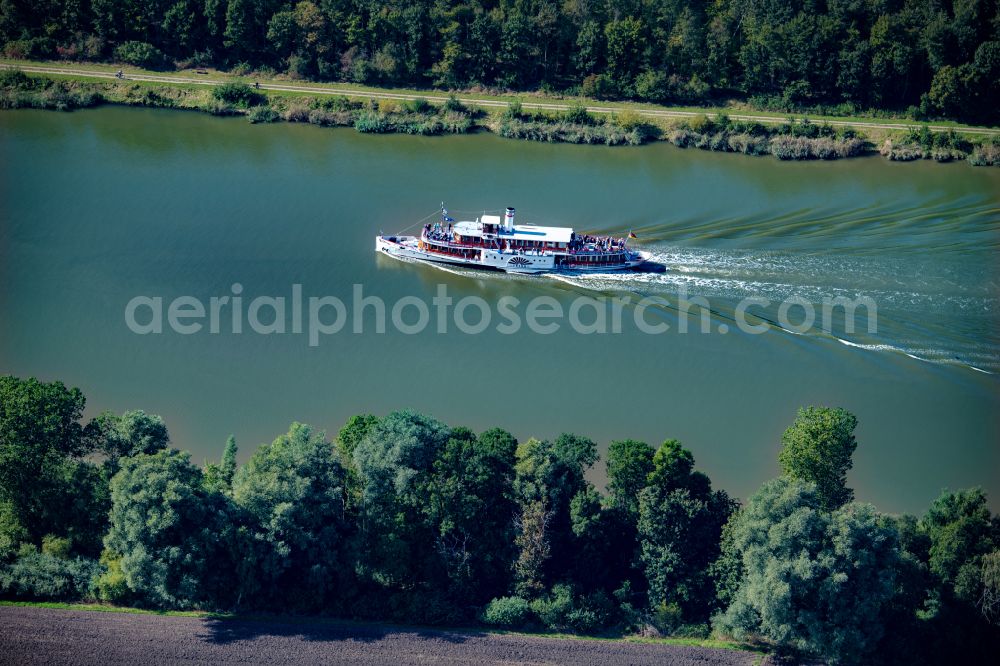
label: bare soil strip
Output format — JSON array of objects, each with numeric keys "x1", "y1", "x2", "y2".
[{"x1": 0, "y1": 606, "x2": 760, "y2": 665}]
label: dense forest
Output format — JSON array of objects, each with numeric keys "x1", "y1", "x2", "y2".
[
  {"x1": 1, "y1": 1, "x2": 998, "y2": 124},
  {"x1": 1, "y1": 375, "x2": 998, "y2": 663}
]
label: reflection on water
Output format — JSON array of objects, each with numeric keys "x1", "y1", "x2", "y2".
[{"x1": 1, "y1": 107, "x2": 998, "y2": 514}]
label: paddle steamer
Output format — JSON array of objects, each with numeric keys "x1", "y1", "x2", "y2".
[{"x1": 376, "y1": 207, "x2": 663, "y2": 275}]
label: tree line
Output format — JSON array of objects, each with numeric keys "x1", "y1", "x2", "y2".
[
  {"x1": 1, "y1": 1, "x2": 998, "y2": 124},
  {"x1": 1, "y1": 375, "x2": 998, "y2": 663}
]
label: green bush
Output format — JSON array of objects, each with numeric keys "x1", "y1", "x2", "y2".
[
  {"x1": 41, "y1": 534, "x2": 71, "y2": 559},
  {"x1": 205, "y1": 99, "x2": 238, "y2": 116},
  {"x1": 0, "y1": 69, "x2": 38, "y2": 91},
  {"x1": 440, "y1": 112, "x2": 473, "y2": 133},
  {"x1": 770, "y1": 135, "x2": 813, "y2": 160},
  {"x1": 211, "y1": 82, "x2": 262, "y2": 108},
  {"x1": 530, "y1": 585, "x2": 574, "y2": 630},
  {"x1": 933, "y1": 129, "x2": 971, "y2": 152},
  {"x1": 729, "y1": 120, "x2": 768, "y2": 136},
  {"x1": 0, "y1": 503, "x2": 28, "y2": 561},
  {"x1": 93, "y1": 550, "x2": 131, "y2": 604},
  {"x1": 879, "y1": 139, "x2": 924, "y2": 161},
  {"x1": 206, "y1": 99, "x2": 237, "y2": 116},
  {"x1": 789, "y1": 118, "x2": 820, "y2": 138},
  {"x1": 287, "y1": 55, "x2": 310, "y2": 79},
  {"x1": 481, "y1": 596, "x2": 534, "y2": 628},
  {"x1": 564, "y1": 592, "x2": 615, "y2": 634},
  {"x1": 113, "y1": 41, "x2": 168, "y2": 70},
  {"x1": 0, "y1": 551, "x2": 101, "y2": 601},
  {"x1": 529, "y1": 585, "x2": 615, "y2": 634},
  {"x1": 3, "y1": 37, "x2": 56, "y2": 60},
  {"x1": 726, "y1": 133, "x2": 770, "y2": 155},
  {"x1": 673, "y1": 623, "x2": 711, "y2": 639},
  {"x1": 307, "y1": 109, "x2": 352, "y2": 127},
  {"x1": 248, "y1": 106, "x2": 279, "y2": 124},
  {"x1": 619, "y1": 121, "x2": 655, "y2": 144},
  {"x1": 613, "y1": 110, "x2": 646, "y2": 131},
  {"x1": 709, "y1": 132, "x2": 729, "y2": 151},
  {"x1": 651, "y1": 601, "x2": 684, "y2": 634},
  {"x1": 491, "y1": 116, "x2": 637, "y2": 146},
  {"x1": 967, "y1": 141, "x2": 1000, "y2": 167},
  {"x1": 634, "y1": 70, "x2": 668, "y2": 102},
  {"x1": 502, "y1": 99, "x2": 523, "y2": 120},
  {"x1": 354, "y1": 110, "x2": 391, "y2": 133},
  {"x1": 817, "y1": 122, "x2": 836, "y2": 138},
  {"x1": 315, "y1": 95, "x2": 354, "y2": 112},
  {"x1": 0, "y1": 79, "x2": 103, "y2": 112},
  {"x1": 713, "y1": 479, "x2": 900, "y2": 664},
  {"x1": 580, "y1": 73, "x2": 617, "y2": 100},
  {"x1": 120, "y1": 85, "x2": 173, "y2": 108},
  {"x1": 443, "y1": 94, "x2": 466, "y2": 113},
  {"x1": 405, "y1": 97, "x2": 432, "y2": 113},
  {"x1": 668, "y1": 128, "x2": 697, "y2": 147},
  {"x1": 284, "y1": 104, "x2": 310, "y2": 122},
  {"x1": 393, "y1": 117, "x2": 445, "y2": 135},
  {"x1": 687, "y1": 114, "x2": 714, "y2": 134},
  {"x1": 563, "y1": 103, "x2": 592, "y2": 125},
  {"x1": 377, "y1": 98, "x2": 401, "y2": 114}
]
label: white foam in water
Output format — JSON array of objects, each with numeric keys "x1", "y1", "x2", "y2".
[
  {"x1": 832, "y1": 336, "x2": 996, "y2": 373},
  {"x1": 643, "y1": 246, "x2": 997, "y2": 373},
  {"x1": 417, "y1": 259, "x2": 472, "y2": 278},
  {"x1": 398, "y1": 242, "x2": 999, "y2": 375},
  {"x1": 545, "y1": 273, "x2": 590, "y2": 289}
]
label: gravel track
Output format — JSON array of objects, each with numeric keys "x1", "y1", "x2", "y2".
[{"x1": 0, "y1": 606, "x2": 760, "y2": 665}]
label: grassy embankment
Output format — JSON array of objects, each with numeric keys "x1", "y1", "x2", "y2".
[
  {"x1": 0, "y1": 600, "x2": 753, "y2": 653},
  {"x1": 2, "y1": 59, "x2": 998, "y2": 166}
]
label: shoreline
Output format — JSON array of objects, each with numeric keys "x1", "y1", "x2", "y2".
[
  {"x1": 6, "y1": 59, "x2": 1000, "y2": 134},
  {"x1": 2, "y1": 65, "x2": 998, "y2": 167}
]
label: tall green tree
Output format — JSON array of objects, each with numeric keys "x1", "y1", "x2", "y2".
[
  {"x1": 94, "y1": 409, "x2": 170, "y2": 473},
  {"x1": 879, "y1": 488, "x2": 1000, "y2": 663},
  {"x1": 231, "y1": 423, "x2": 349, "y2": 610},
  {"x1": 0, "y1": 376, "x2": 99, "y2": 548},
  {"x1": 420, "y1": 426, "x2": 518, "y2": 607},
  {"x1": 605, "y1": 439, "x2": 655, "y2": 518},
  {"x1": 778, "y1": 406, "x2": 858, "y2": 511},
  {"x1": 604, "y1": 16, "x2": 644, "y2": 93},
  {"x1": 352, "y1": 409, "x2": 450, "y2": 592},
  {"x1": 513, "y1": 433, "x2": 598, "y2": 592},
  {"x1": 337, "y1": 413, "x2": 378, "y2": 458},
  {"x1": 103, "y1": 449, "x2": 237, "y2": 609},
  {"x1": 223, "y1": 0, "x2": 262, "y2": 61},
  {"x1": 204, "y1": 435, "x2": 238, "y2": 493},
  {"x1": 638, "y1": 440, "x2": 737, "y2": 622},
  {"x1": 4, "y1": 0, "x2": 999, "y2": 122},
  {"x1": 714, "y1": 477, "x2": 900, "y2": 663},
  {"x1": 921, "y1": 488, "x2": 999, "y2": 603}
]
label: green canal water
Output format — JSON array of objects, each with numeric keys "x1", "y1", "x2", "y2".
[{"x1": 1, "y1": 107, "x2": 998, "y2": 514}]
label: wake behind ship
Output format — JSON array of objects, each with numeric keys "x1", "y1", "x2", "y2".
[{"x1": 376, "y1": 207, "x2": 665, "y2": 275}]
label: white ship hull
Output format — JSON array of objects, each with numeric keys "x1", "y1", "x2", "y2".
[{"x1": 376, "y1": 235, "x2": 652, "y2": 275}]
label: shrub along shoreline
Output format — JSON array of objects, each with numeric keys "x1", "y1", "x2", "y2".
[{"x1": 2, "y1": 69, "x2": 998, "y2": 167}]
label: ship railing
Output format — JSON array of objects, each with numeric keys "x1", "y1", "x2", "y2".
[{"x1": 422, "y1": 232, "x2": 561, "y2": 254}]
